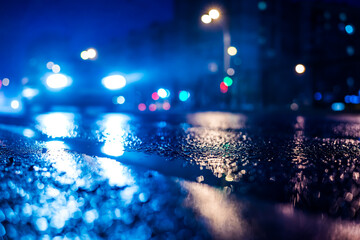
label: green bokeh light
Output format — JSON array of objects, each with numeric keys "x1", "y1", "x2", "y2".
[{"x1": 223, "y1": 77, "x2": 233, "y2": 87}]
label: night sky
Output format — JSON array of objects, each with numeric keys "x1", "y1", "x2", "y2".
[{"x1": 0, "y1": 0, "x2": 173, "y2": 78}]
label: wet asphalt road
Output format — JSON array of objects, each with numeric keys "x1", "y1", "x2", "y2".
[{"x1": 1, "y1": 111, "x2": 360, "y2": 239}]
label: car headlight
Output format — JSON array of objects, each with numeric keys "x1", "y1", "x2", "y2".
[
  {"x1": 101, "y1": 75, "x2": 126, "y2": 90},
  {"x1": 46, "y1": 73, "x2": 72, "y2": 90},
  {"x1": 22, "y1": 88, "x2": 39, "y2": 99}
]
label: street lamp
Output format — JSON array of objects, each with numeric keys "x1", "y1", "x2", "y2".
[
  {"x1": 201, "y1": 14, "x2": 212, "y2": 24},
  {"x1": 201, "y1": 8, "x2": 231, "y2": 75},
  {"x1": 295, "y1": 64, "x2": 306, "y2": 74},
  {"x1": 209, "y1": 9, "x2": 220, "y2": 20},
  {"x1": 201, "y1": 8, "x2": 220, "y2": 24},
  {"x1": 81, "y1": 48, "x2": 97, "y2": 60},
  {"x1": 227, "y1": 46, "x2": 237, "y2": 56}
]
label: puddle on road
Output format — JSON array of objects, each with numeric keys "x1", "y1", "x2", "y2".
[{"x1": 2, "y1": 111, "x2": 360, "y2": 239}]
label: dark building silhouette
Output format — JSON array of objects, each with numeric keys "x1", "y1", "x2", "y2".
[
  {"x1": 259, "y1": 0, "x2": 360, "y2": 110},
  {"x1": 168, "y1": 0, "x2": 360, "y2": 110}
]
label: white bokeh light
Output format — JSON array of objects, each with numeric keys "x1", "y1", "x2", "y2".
[
  {"x1": 201, "y1": 14, "x2": 212, "y2": 24},
  {"x1": 46, "y1": 74, "x2": 71, "y2": 89},
  {"x1": 102, "y1": 75, "x2": 126, "y2": 90},
  {"x1": 209, "y1": 9, "x2": 220, "y2": 19}
]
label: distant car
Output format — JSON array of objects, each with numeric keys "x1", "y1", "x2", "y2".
[
  {"x1": 22, "y1": 58, "x2": 130, "y2": 112},
  {"x1": 0, "y1": 93, "x2": 23, "y2": 116}
]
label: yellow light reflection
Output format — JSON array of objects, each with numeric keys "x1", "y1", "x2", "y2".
[
  {"x1": 330, "y1": 222, "x2": 360, "y2": 239},
  {"x1": 182, "y1": 181, "x2": 247, "y2": 239},
  {"x1": 290, "y1": 116, "x2": 309, "y2": 207},
  {"x1": 187, "y1": 112, "x2": 247, "y2": 130},
  {"x1": 185, "y1": 112, "x2": 248, "y2": 180}
]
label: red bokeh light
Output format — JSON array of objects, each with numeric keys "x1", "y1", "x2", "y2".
[
  {"x1": 220, "y1": 82, "x2": 228, "y2": 93},
  {"x1": 149, "y1": 103, "x2": 157, "y2": 111},
  {"x1": 138, "y1": 103, "x2": 146, "y2": 111},
  {"x1": 151, "y1": 92, "x2": 159, "y2": 101},
  {"x1": 163, "y1": 102, "x2": 171, "y2": 111}
]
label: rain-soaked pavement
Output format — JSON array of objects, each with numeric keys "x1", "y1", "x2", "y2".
[{"x1": 1, "y1": 111, "x2": 360, "y2": 239}]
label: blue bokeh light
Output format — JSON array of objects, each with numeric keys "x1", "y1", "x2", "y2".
[
  {"x1": 314, "y1": 92, "x2": 322, "y2": 101},
  {"x1": 344, "y1": 95, "x2": 350, "y2": 104},
  {"x1": 258, "y1": 1, "x2": 267, "y2": 11},
  {"x1": 331, "y1": 102, "x2": 345, "y2": 111},
  {"x1": 345, "y1": 25, "x2": 354, "y2": 35},
  {"x1": 179, "y1": 91, "x2": 190, "y2": 102}
]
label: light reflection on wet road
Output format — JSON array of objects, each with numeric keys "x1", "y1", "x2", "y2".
[{"x1": 1, "y1": 111, "x2": 360, "y2": 239}]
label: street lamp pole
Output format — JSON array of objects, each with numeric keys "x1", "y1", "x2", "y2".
[
  {"x1": 223, "y1": 26, "x2": 231, "y2": 73},
  {"x1": 202, "y1": 8, "x2": 231, "y2": 75}
]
